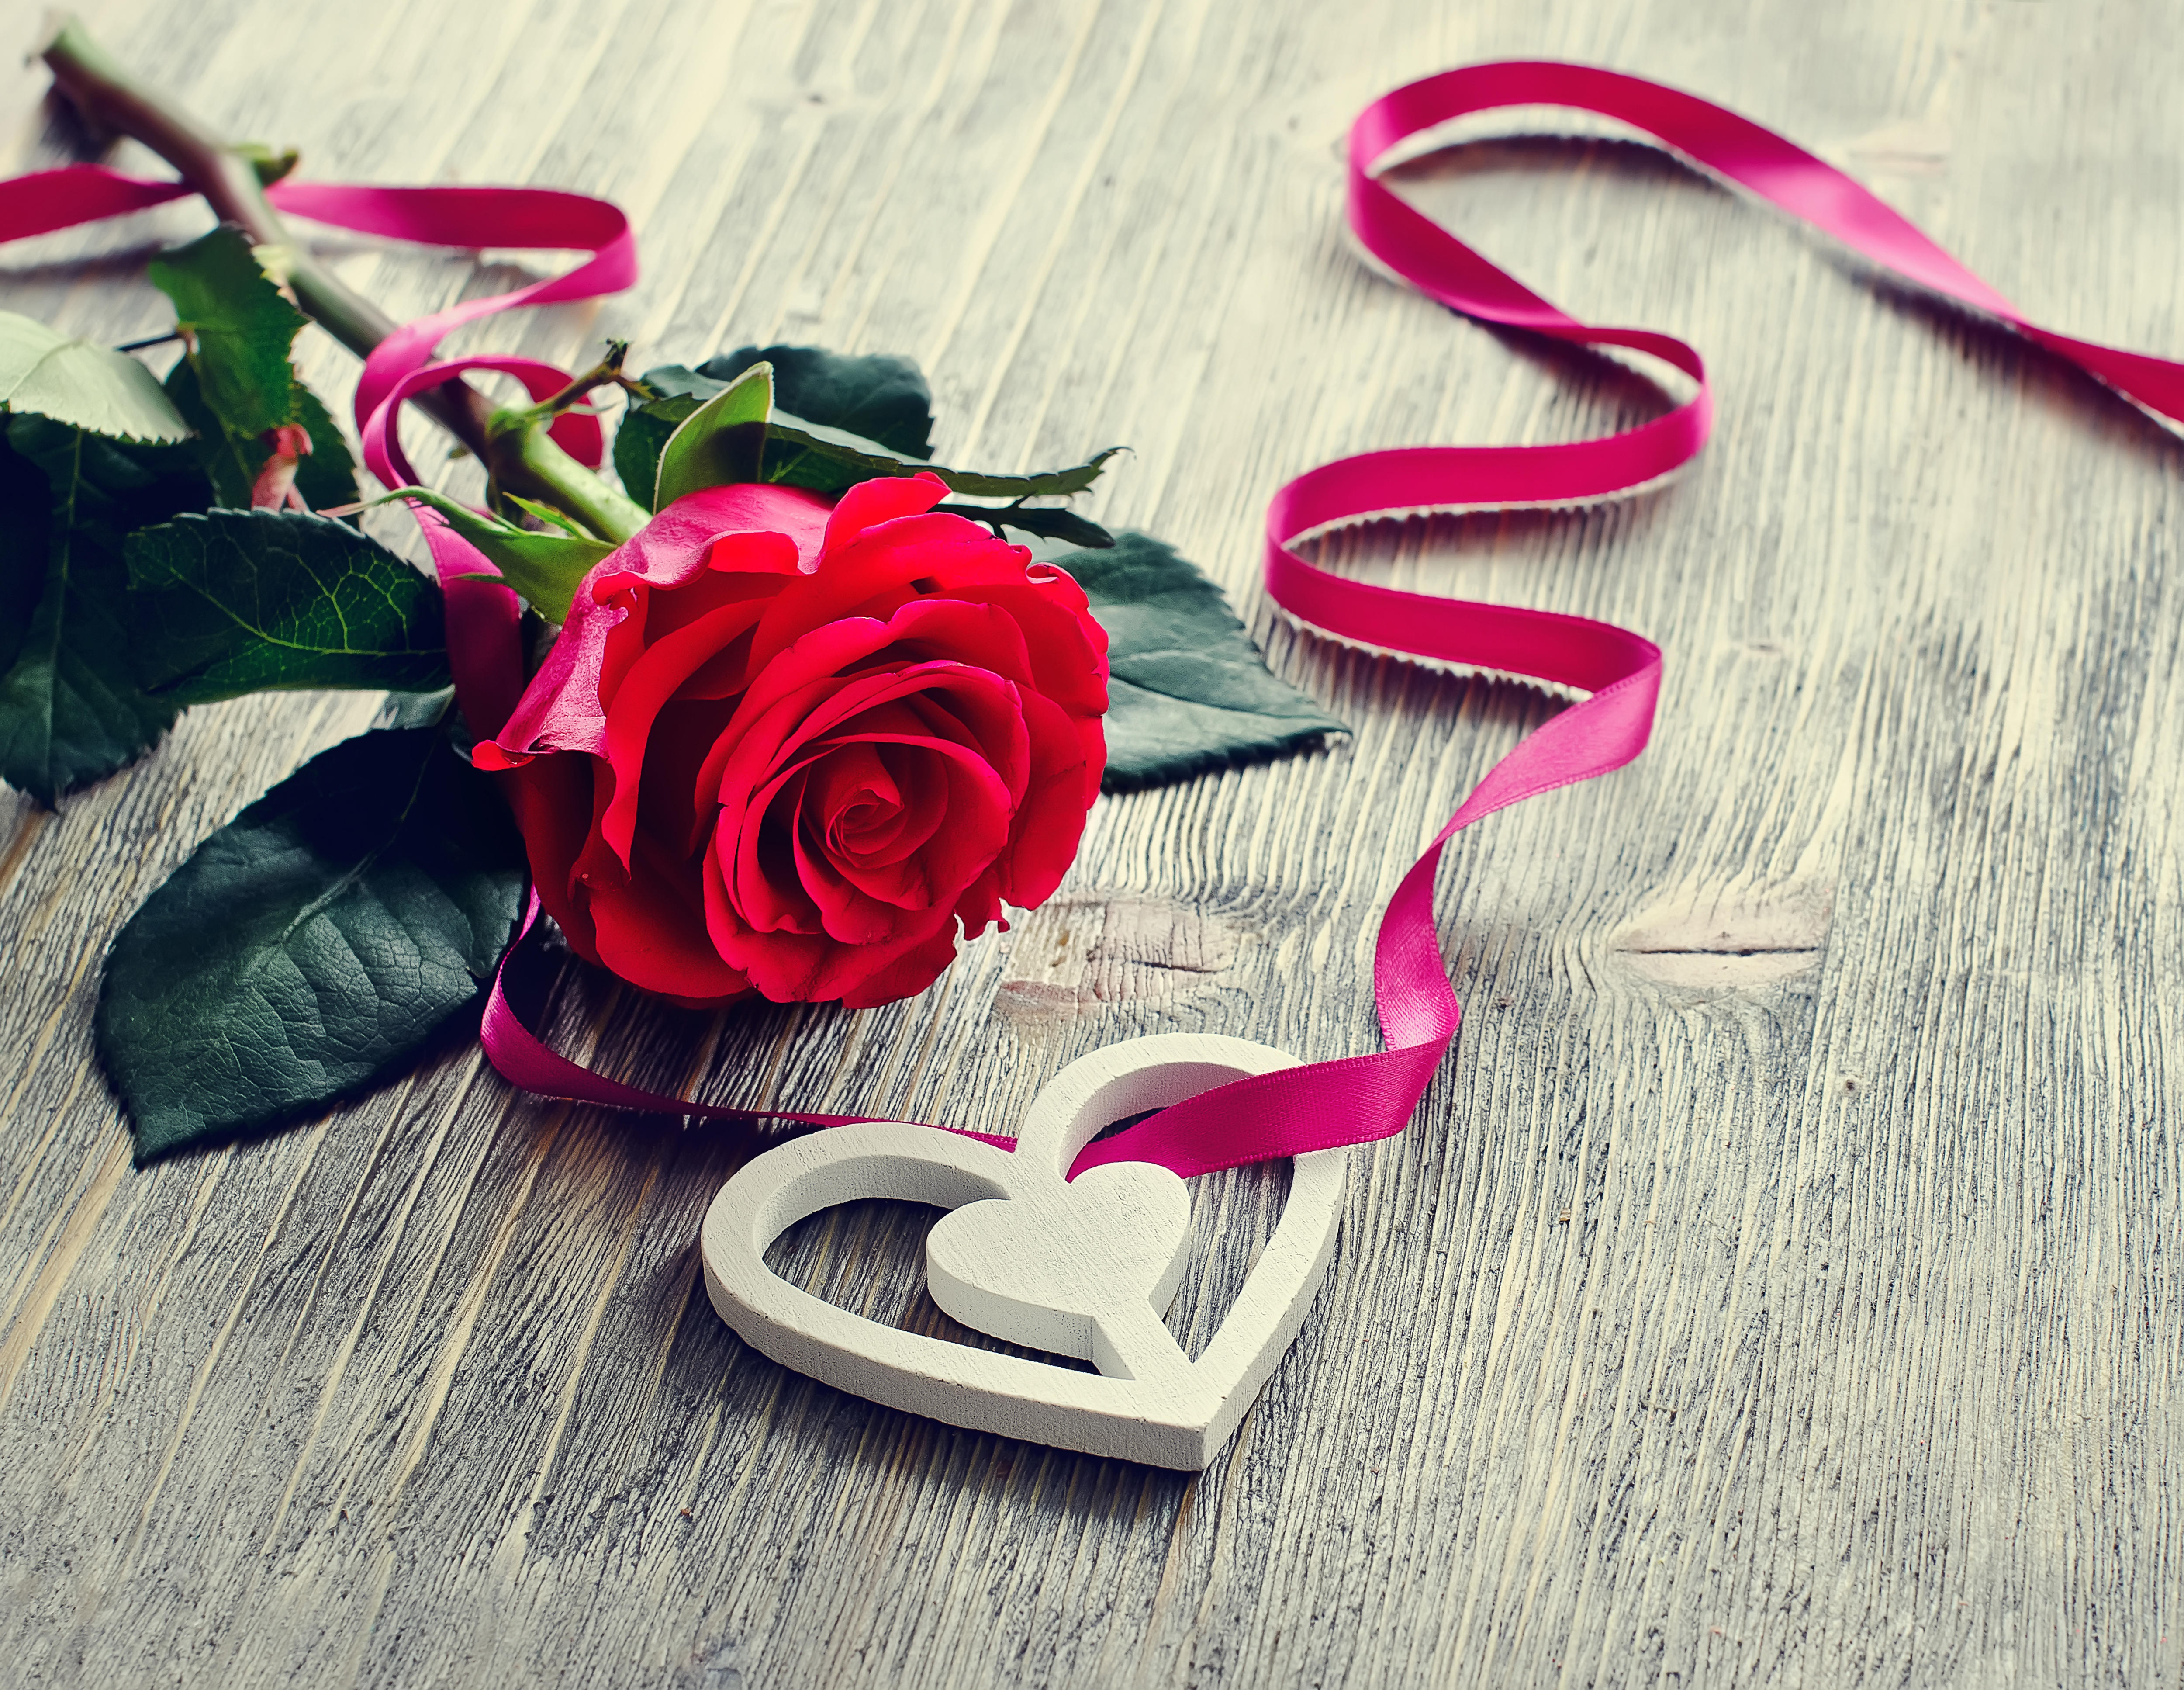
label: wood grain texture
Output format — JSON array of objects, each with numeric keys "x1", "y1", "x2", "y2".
[{"x1": 3, "y1": 0, "x2": 2181, "y2": 1683}]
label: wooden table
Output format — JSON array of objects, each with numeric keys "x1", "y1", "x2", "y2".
[{"x1": 3, "y1": 0, "x2": 2178, "y2": 1683}]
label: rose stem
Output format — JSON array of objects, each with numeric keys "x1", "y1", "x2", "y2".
[{"x1": 35, "y1": 13, "x2": 651, "y2": 544}]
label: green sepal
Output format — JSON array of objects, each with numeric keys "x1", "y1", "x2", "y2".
[
  {"x1": 613, "y1": 353, "x2": 1119, "y2": 513},
  {"x1": 653, "y1": 361, "x2": 772, "y2": 509},
  {"x1": 124, "y1": 509, "x2": 449, "y2": 703},
  {"x1": 697, "y1": 345, "x2": 934, "y2": 457},
  {"x1": 95, "y1": 725, "x2": 528, "y2": 1160},
  {"x1": 370, "y1": 488, "x2": 612, "y2": 623}
]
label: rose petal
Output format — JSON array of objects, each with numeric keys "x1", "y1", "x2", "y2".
[
  {"x1": 836, "y1": 921, "x2": 966, "y2": 1009},
  {"x1": 600, "y1": 531, "x2": 797, "y2": 709},
  {"x1": 607, "y1": 483, "x2": 830, "y2": 590},
  {"x1": 478, "y1": 593, "x2": 622, "y2": 766},
  {"x1": 599, "y1": 599, "x2": 776, "y2": 868},
  {"x1": 480, "y1": 506, "x2": 815, "y2": 769},
  {"x1": 584, "y1": 822, "x2": 751, "y2": 1002},
  {"x1": 747, "y1": 516, "x2": 1032, "y2": 676},
  {"x1": 992, "y1": 686, "x2": 1096, "y2": 907},
  {"x1": 703, "y1": 842, "x2": 961, "y2": 1004},
  {"x1": 495, "y1": 753, "x2": 602, "y2": 955},
  {"x1": 819, "y1": 471, "x2": 949, "y2": 555},
  {"x1": 791, "y1": 737, "x2": 1013, "y2": 939}
]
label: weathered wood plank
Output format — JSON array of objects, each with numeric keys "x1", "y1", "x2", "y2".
[{"x1": 3, "y1": 0, "x2": 2181, "y2": 1684}]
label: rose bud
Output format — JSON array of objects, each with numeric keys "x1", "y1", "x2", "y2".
[{"x1": 475, "y1": 471, "x2": 1108, "y2": 1009}]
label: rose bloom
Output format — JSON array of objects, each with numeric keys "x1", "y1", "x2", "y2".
[{"x1": 476, "y1": 472, "x2": 1108, "y2": 1009}]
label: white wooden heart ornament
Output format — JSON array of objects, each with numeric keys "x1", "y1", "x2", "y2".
[{"x1": 699, "y1": 1033, "x2": 1345, "y2": 1469}]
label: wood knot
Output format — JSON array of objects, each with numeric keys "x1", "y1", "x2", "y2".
[
  {"x1": 1613, "y1": 879, "x2": 1832, "y2": 990},
  {"x1": 995, "y1": 896, "x2": 1241, "y2": 1022}
]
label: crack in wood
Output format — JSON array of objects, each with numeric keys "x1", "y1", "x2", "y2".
[{"x1": 1614, "y1": 880, "x2": 1834, "y2": 989}]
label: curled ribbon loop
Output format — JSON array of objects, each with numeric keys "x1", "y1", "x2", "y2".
[
  {"x1": 1092, "y1": 59, "x2": 2184, "y2": 1175},
  {"x1": 259, "y1": 183, "x2": 636, "y2": 434},
  {"x1": 359, "y1": 352, "x2": 601, "y2": 490},
  {"x1": 0, "y1": 164, "x2": 632, "y2": 478}
]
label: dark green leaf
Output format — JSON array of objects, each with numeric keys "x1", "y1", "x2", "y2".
[
  {"x1": 164, "y1": 360, "x2": 358, "y2": 514},
  {"x1": 0, "y1": 308, "x2": 192, "y2": 443},
  {"x1": 373, "y1": 686, "x2": 455, "y2": 732},
  {"x1": 0, "y1": 437, "x2": 51, "y2": 680},
  {"x1": 287, "y1": 377, "x2": 359, "y2": 513},
  {"x1": 933, "y1": 502, "x2": 1114, "y2": 549},
  {"x1": 162, "y1": 357, "x2": 254, "y2": 507},
  {"x1": 697, "y1": 344, "x2": 934, "y2": 458},
  {"x1": 148, "y1": 225, "x2": 309, "y2": 439},
  {"x1": 653, "y1": 362, "x2": 772, "y2": 508},
  {"x1": 610, "y1": 396, "x2": 680, "y2": 507},
  {"x1": 96, "y1": 726, "x2": 527, "y2": 1160},
  {"x1": 1052, "y1": 531, "x2": 1349, "y2": 791},
  {"x1": 765, "y1": 418, "x2": 1119, "y2": 499},
  {"x1": 125, "y1": 509, "x2": 449, "y2": 703},
  {"x1": 612, "y1": 350, "x2": 1115, "y2": 509},
  {"x1": 0, "y1": 416, "x2": 212, "y2": 802}
]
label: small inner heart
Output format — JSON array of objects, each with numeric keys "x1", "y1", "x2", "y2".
[{"x1": 925, "y1": 1162, "x2": 1191, "y2": 1362}]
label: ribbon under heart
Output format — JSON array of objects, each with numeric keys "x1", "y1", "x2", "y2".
[{"x1": 9, "y1": 64, "x2": 2183, "y2": 1178}]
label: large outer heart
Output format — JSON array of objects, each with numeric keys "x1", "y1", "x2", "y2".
[{"x1": 699, "y1": 1034, "x2": 1346, "y2": 1469}]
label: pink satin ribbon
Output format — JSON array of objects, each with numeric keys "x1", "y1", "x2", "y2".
[
  {"x1": 0, "y1": 163, "x2": 630, "y2": 478},
  {"x1": 10, "y1": 65, "x2": 2182, "y2": 1177}
]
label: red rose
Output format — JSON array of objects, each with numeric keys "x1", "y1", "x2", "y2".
[{"x1": 475, "y1": 472, "x2": 1108, "y2": 1009}]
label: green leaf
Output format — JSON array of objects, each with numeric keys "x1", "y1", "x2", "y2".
[
  {"x1": 765, "y1": 418, "x2": 1119, "y2": 499},
  {"x1": 610, "y1": 398, "x2": 679, "y2": 508},
  {"x1": 697, "y1": 344, "x2": 934, "y2": 458},
  {"x1": 95, "y1": 726, "x2": 527, "y2": 1160},
  {"x1": 148, "y1": 225, "x2": 310, "y2": 439},
  {"x1": 125, "y1": 509, "x2": 449, "y2": 703},
  {"x1": 287, "y1": 377, "x2": 360, "y2": 514},
  {"x1": 612, "y1": 349, "x2": 1117, "y2": 511},
  {"x1": 374, "y1": 487, "x2": 611, "y2": 623},
  {"x1": 1052, "y1": 531, "x2": 1350, "y2": 791},
  {"x1": 165, "y1": 359, "x2": 358, "y2": 514},
  {"x1": 932, "y1": 502, "x2": 1113, "y2": 550},
  {"x1": 653, "y1": 361, "x2": 773, "y2": 509},
  {"x1": 0, "y1": 438, "x2": 51, "y2": 681},
  {"x1": 163, "y1": 358, "x2": 257, "y2": 508},
  {"x1": 0, "y1": 309, "x2": 191, "y2": 443},
  {"x1": 0, "y1": 416, "x2": 212, "y2": 802},
  {"x1": 620, "y1": 373, "x2": 1118, "y2": 519}
]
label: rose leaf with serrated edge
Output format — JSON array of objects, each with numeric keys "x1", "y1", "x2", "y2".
[
  {"x1": 0, "y1": 308, "x2": 190, "y2": 443},
  {"x1": 698, "y1": 344, "x2": 934, "y2": 457},
  {"x1": 612, "y1": 350, "x2": 1117, "y2": 510},
  {"x1": 764, "y1": 417, "x2": 1120, "y2": 499},
  {"x1": 931, "y1": 502, "x2": 1113, "y2": 549},
  {"x1": 148, "y1": 225, "x2": 309, "y2": 439},
  {"x1": 166, "y1": 358, "x2": 358, "y2": 513},
  {"x1": 1048, "y1": 531, "x2": 1350, "y2": 791},
  {"x1": 125, "y1": 509, "x2": 449, "y2": 704},
  {"x1": 0, "y1": 416, "x2": 212, "y2": 803},
  {"x1": 96, "y1": 725, "x2": 527, "y2": 1160}
]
